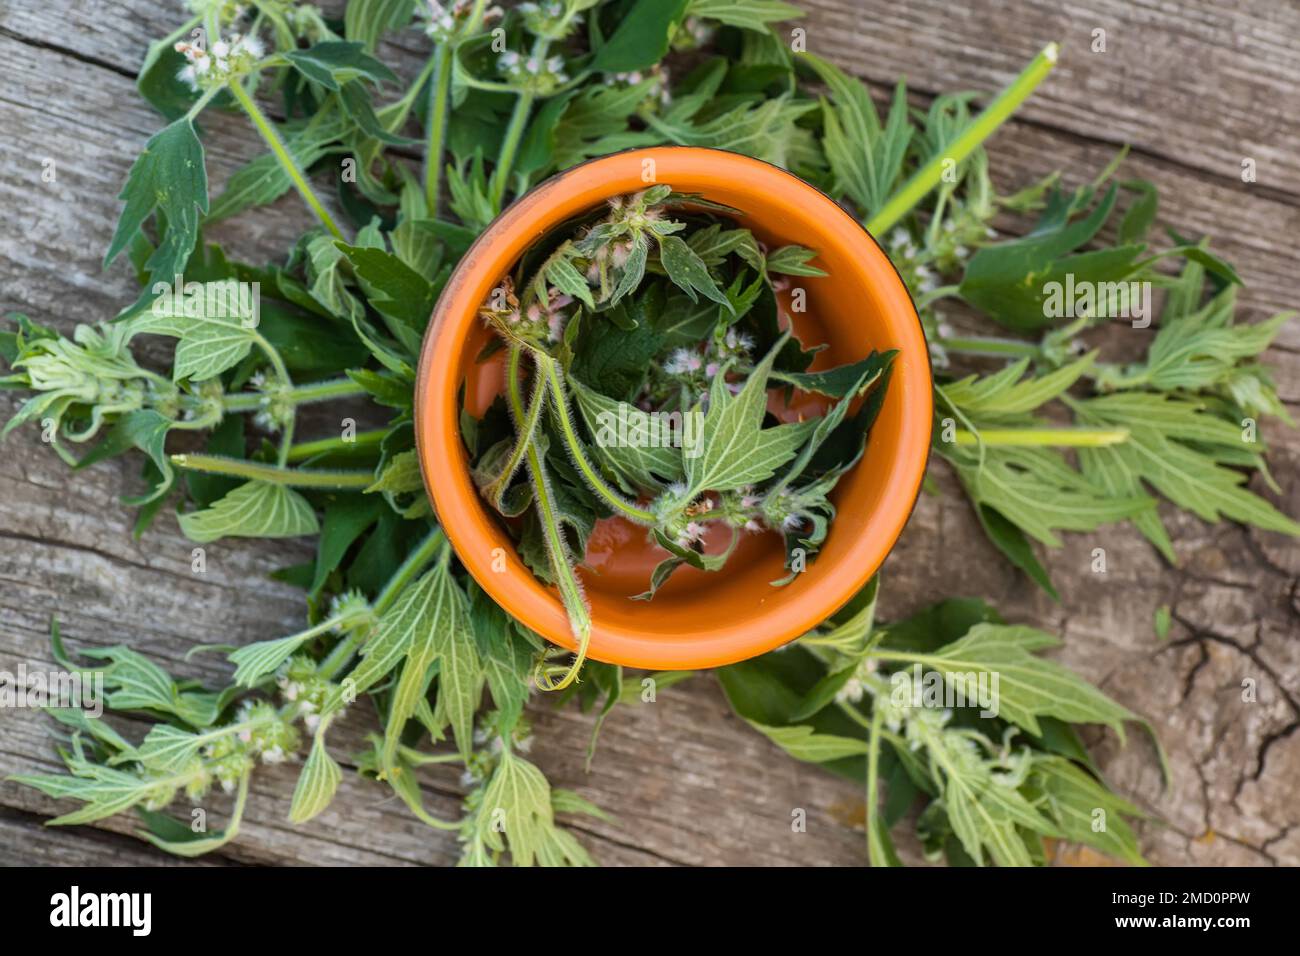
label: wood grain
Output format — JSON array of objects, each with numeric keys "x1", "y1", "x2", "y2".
[{"x1": 0, "y1": 0, "x2": 1296, "y2": 867}]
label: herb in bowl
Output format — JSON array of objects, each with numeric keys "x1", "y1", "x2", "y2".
[{"x1": 464, "y1": 184, "x2": 896, "y2": 687}]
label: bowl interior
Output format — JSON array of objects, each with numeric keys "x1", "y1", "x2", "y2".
[{"x1": 416, "y1": 148, "x2": 931, "y2": 669}]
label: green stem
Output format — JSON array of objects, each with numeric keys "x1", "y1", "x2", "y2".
[
  {"x1": 866, "y1": 43, "x2": 1060, "y2": 235},
  {"x1": 915, "y1": 283, "x2": 961, "y2": 310},
  {"x1": 373, "y1": 528, "x2": 448, "y2": 616},
  {"x1": 184, "y1": 83, "x2": 223, "y2": 122},
  {"x1": 865, "y1": 703, "x2": 889, "y2": 867},
  {"x1": 506, "y1": 347, "x2": 591, "y2": 689},
  {"x1": 489, "y1": 36, "x2": 551, "y2": 211},
  {"x1": 221, "y1": 376, "x2": 367, "y2": 412},
  {"x1": 950, "y1": 426, "x2": 1129, "y2": 447},
  {"x1": 484, "y1": 350, "x2": 548, "y2": 505},
  {"x1": 286, "y1": 428, "x2": 388, "y2": 462},
  {"x1": 169, "y1": 454, "x2": 375, "y2": 488},
  {"x1": 315, "y1": 633, "x2": 365, "y2": 683},
  {"x1": 228, "y1": 79, "x2": 344, "y2": 239},
  {"x1": 246, "y1": 330, "x2": 297, "y2": 467},
  {"x1": 536, "y1": 352, "x2": 655, "y2": 524},
  {"x1": 423, "y1": 46, "x2": 454, "y2": 215},
  {"x1": 937, "y1": 335, "x2": 1042, "y2": 359}
]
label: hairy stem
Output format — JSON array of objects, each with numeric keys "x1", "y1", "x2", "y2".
[
  {"x1": 170, "y1": 454, "x2": 375, "y2": 488},
  {"x1": 949, "y1": 426, "x2": 1129, "y2": 447},
  {"x1": 489, "y1": 36, "x2": 551, "y2": 211},
  {"x1": 536, "y1": 352, "x2": 656, "y2": 524},
  {"x1": 221, "y1": 376, "x2": 367, "y2": 412},
  {"x1": 423, "y1": 46, "x2": 454, "y2": 214},
  {"x1": 865, "y1": 703, "x2": 890, "y2": 867},
  {"x1": 867, "y1": 43, "x2": 1060, "y2": 235},
  {"x1": 936, "y1": 335, "x2": 1041, "y2": 359},
  {"x1": 228, "y1": 79, "x2": 344, "y2": 239},
  {"x1": 506, "y1": 347, "x2": 591, "y2": 690},
  {"x1": 286, "y1": 427, "x2": 388, "y2": 462}
]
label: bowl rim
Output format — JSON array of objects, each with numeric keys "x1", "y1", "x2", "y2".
[{"x1": 414, "y1": 146, "x2": 932, "y2": 669}]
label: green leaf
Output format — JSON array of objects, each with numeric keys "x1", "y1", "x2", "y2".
[
  {"x1": 76, "y1": 409, "x2": 176, "y2": 505},
  {"x1": 591, "y1": 0, "x2": 691, "y2": 73},
  {"x1": 941, "y1": 352, "x2": 1096, "y2": 418},
  {"x1": 207, "y1": 127, "x2": 337, "y2": 222},
  {"x1": 975, "y1": 504, "x2": 1059, "y2": 600},
  {"x1": 470, "y1": 749, "x2": 594, "y2": 867},
  {"x1": 312, "y1": 495, "x2": 383, "y2": 595},
  {"x1": 129, "y1": 280, "x2": 260, "y2": 382},
  {"x1": 178, "y1": 480, "x2": 320, "y2": 543},
  {"x1": 469, "y1": 582, "x2": 532, "y2": 733},
  {"x1": 1154, "y1": 605, "x2": 1171, "y2": 640},
  {"x1": 366, "y1": 448, "x2": 424, "y2": 495},
  {"x1": 105, "y1": 119, "x2": 208, "y2": 282},
  {"x1": 770, "y1": 350, "x2": 892, "y2": 398},
  {"x1": 643, "y1": 94, "x2": 819, "y2": 170},
  {"x1": 959, "y1": 184, "x2": 1135, "y2": 331},
  {"x1": 688, "y1": 0, "x2": 803, "y2": 30},
  {"x1": 139, "y1": 774, "x2": 249, "y2": 857},
  {"x1": 229, "y1": 630, "x2": 320, "y2": 687},
  {"x1": 765, "y1": 244, "x2": 827, "y2": 277},
  {"x1": 804, "y1": 56, "x2": 912, "y2": 214},
  {"x1": 943, "y1": 444, "x2": 1153, "y2": 548},
  {"x1": 566, "y1": 297, "x2": 663, "y2": 400},
  {"x1": 685, "y1": 335, "x2": 812, "y2": 493},
  {"x1": 1118, "y1": 179, "x2": 1158, "y2": 244},
  {"x1": 1027, "y1": 756, "x2": 1147, "y2": 865},
  {"x1": 290, "y1": 729, "x2": 343, "y2": 824},
  {"x1": 1075, "y1": 395, "x2": 1300, "y2": 540},
  {"x1": 423, "y1": 568, "x2": 481, "y2": 761},
  {"x1": 656, "y1": 235, "x2": 733, "y2": 310},
  {"x1": 335, "y1": 242, "x2": 436, "y2": 351},
  {"x1": 744, "y1": 720, "x2": 870, "y2": 762},
  {"x1": 905, "y1": 623, "x2": 1142, "y2": 738},
  {"x1": 569, "y1": 376, "x2": 684, "y2": 490},
  {"x1": 345, "y1": 0, "x2": 417, "y2": 50},
  {"x1": 282, "y1": 41, "x2": 398, "y2": 91},
  {"x1": 137, "y1": 39, "x2": 201, "y2": 120}
]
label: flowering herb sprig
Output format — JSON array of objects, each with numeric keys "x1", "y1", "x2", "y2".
[{"x1": 466, "y1": 184, "x2": 895, "y2": 688}]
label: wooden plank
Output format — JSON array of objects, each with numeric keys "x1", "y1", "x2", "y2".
[
  {"x1": 800, "y1": 0, "x2": 1300, "y2": 197},
  {"x1": 0, "y1": 1, "x2": 1296, "y2": 868},
  {"x1": 6, "y1": 0, "x2": 1299, "y2": 198}
]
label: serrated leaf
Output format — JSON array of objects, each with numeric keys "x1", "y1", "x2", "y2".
[
  {"x1": 569, "y1": 375, "x2": 683, "y2": 490},
  {"x1": 804, "y1": 56, "x2": 912, "y2": 214},
  {"x1": 942, "y1": 352, "x2": 1096, "y2": 419},
  {"x1": 289, "y1": 730, "x2": 343, "y2": 824},
  {"x1": 944, "y1": 444, "x2": 1153, "y2": 548},
  {"x1": 765, "y1": 244, "x2": 827, "y2": 276},
  {"x1": 685, "y1": 335, "x2": 813, "y2": 493},
  {"x1": 745, "y1": 720, "x2": 870, "y2": 762},
  {"x1": 178, "y1": 480, "x2": 320, "y2": 543},
  {"x1": 470, "y1": 749, "x2": 594, "y2": 867},
  {"x1": 283, "y1": 41, "x2": 398, "y2": 91},
  {"x1": 105, "y1": 119, "x2": 208, "y2": 283},
  {"x1": 590, "y1": 0, "x2": 691, "y2": 73},
  {"x1": 656, "y1": 234, "x2": 733, "y2": 310},
  {"x1": 130, "y1": 281, "x2": 259, "y2": 382},
  {"x1": 913, "y1": 623, "x2": 1141, "y2": 739},
  {"x1": 1075, "y1": 396, "x2": 1300, "y2": 540},
  {"x1": 688, "y1": 0, "x2": 803, "y2": 29},
  {"x1": 1027, "y1": 755, "x2": 1147, "y2": 865},
  {"x1": 366, "y1": 448, "x2": 424, "y2": 494}
]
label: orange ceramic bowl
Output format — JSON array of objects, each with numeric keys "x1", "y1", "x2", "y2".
[{"x1": 414, "y1": 147, "x2": 931, "y2": 670}]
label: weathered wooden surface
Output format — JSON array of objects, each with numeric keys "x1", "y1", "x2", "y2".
[{"x1": 0, "y1": 0, "x2": 1296, "y2": 866}]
